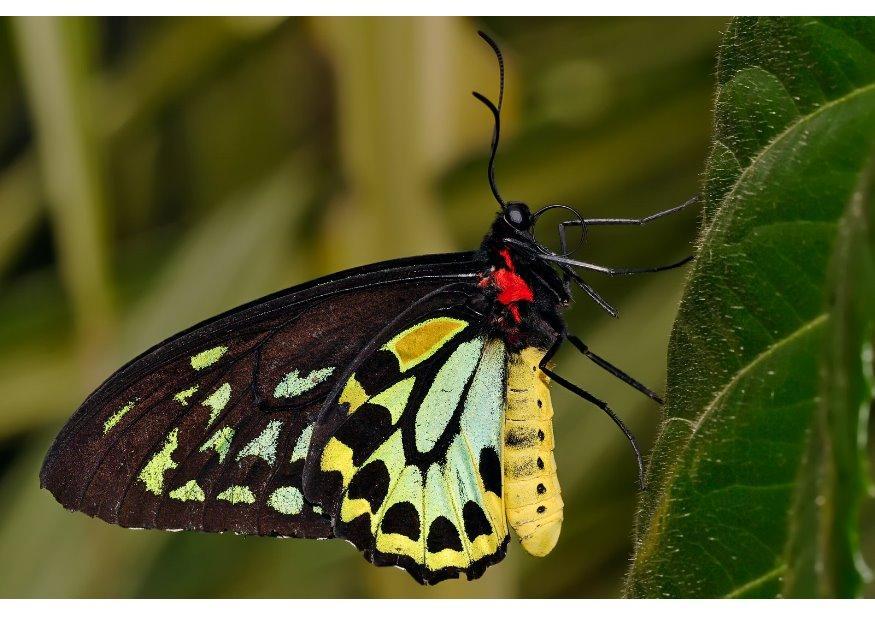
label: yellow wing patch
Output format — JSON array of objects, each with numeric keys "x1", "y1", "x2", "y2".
[
  {"x1": 382, "y1": 317, "x2": 468, "y2": 372},
  {"x1": 339, "y1": 374, "x2": 368, "y2": 413},
  {"x1": 321, "y1": 437, "x2": 357, "y2": 487}
]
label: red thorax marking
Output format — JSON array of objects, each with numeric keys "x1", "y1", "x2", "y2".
[{"x1": 483, "y1": 248, "x2": 534, "y2": 323}]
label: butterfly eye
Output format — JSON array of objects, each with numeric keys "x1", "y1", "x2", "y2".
[
  {"x1": 532, "y1": 204, "x2": 586, "y2": 257},
  {"x1": 504, "y1": 202, "x2": 533, "y2": 230}
]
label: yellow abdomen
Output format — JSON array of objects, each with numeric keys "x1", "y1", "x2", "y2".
[{"x1": 504, "y1": 347, "x2": 563, "y2": 556}]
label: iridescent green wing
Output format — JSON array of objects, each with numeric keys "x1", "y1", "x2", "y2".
[
  {"x1": 41, "y1": 253, "x2": 482, "y2": 538},
  {"x1": 304, "y1": 313, "x2": 510, "y2": 585}
]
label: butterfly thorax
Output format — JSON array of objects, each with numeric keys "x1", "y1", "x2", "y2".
[
  {"x1": 477, "y1": 248, "x2": 533, "y2": 322},
  {"x1": 477, "y1": 213, "x2": 569, "y2": 351}
]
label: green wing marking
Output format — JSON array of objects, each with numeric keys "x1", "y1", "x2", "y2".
[
  {"x1": 236, "y1": 420, "x2": 282, "y2": 465},
  {"x1": 169, "y1": 480, "x2": 206, "y2": 502},
  {"x1": 190, "y1": 346, "x2": 228, "y2": 370},
  {"x1": 139, "y1": 429, "x2": 179, "y2": 495},
  {"x1": 200, "y1": 427, "x2": 235, "y2": 463},
  {"x1": 103, "y1": 400, "x2": 136, "y2": 434},
  {"x1": 217, "y1": 485, "x2": 256, "y2": 504},
  {"x1": 274, "y1": 366, "x2": 335, "y2": 398},
  {"x1": 201, "y1": 382, "x2": 231, "y2": 425}
]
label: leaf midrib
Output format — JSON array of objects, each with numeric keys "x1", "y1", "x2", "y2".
[{"x1": 690, "y1": 313, "x2": 828, "y2": 433}]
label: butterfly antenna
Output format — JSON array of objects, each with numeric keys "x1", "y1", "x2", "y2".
[{"x1": 473, "y1": 30, "x2": 506, "y2": 209}]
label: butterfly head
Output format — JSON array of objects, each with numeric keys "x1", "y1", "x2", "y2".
[
  {"x1": 495, "y1": 201, "x2": 587, "y2": 259},
  {"x1": 504, "y1": 201, "x2": 533, "y2": 230}
]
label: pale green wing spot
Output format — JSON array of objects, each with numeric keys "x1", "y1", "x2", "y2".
[
  {"x1": 173, "y1": 385, "x2": 199, "y2": 406},
  {"x1": 200, "y1": 426, "x2": 235, "y2": 463},
  {"x1": 217, "y1": 485, "x2": 255, "y2": 504},
  {"x1": 414, "y1": 337, "x2": 485, "y2": 453},
  {"x1": 445, "y1": 436, "x2": 485, "y2": 510},
  {"x1": 103, "y1": 400, "x2": 135, "y2": 434},
  {"x1": 236, "y1": 420, "x2": 282, "y2": 465},
  {"x1": 313, "y1": 505, "x2": 324, "y2": 515},
  {"x1": 461, "y1": 339, "x2": 506, "y2": 456},
  {"x1": 273, "y1": 366, "x2": 336, "y2": 398},
  {"x1": 202, "y1": 382, "x2": 231, "y2": 425},
  {"x1": 191, "y1": 346, "x2": 228, "y2": 370},
  {"x1": 139, "y1": 428, "x2": 179, "y2": 495},
  {"x1": 291, "y1": 424, "x2": 314, "y2": 463},
  {"x1": 169, "y1": 479, "x2": 206, "y2": 502},
  {"x1": 370, "y1": 377, "x2": 416, "y2": 424},
  {"x1": 458, "y1": 339, "x2": 507, "y2": 535},
  {"x1": 268, "y1": 486, "x2": 304, "y2": 515}
]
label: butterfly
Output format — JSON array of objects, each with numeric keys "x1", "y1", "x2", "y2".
[{"x1": 40, "y1": 31, "x2": 697, "y2": 586}]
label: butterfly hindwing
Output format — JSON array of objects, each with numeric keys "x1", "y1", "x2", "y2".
[
  {"x1": 41, "y1": 252, "x2": 483, "y2": 539},
  {"x1": 304, "y1": 313, "x2": 510, "y2": 584}
]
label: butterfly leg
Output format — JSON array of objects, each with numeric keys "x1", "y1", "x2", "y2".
[
  {"x1": 542, "y1": 194, "x2": 700, "y2": 277},
  {"x1": 539, "y1": 336, "x2": 646, "y2": 490},
  {"x1": 552, "y1": 225, "x2": 619, "y2": 318},
  {"x1": 560, "y1": 193, "x2": 700, "y2": 229},
  {"x1": 565, "y1": 270, "x2": 618, "y2": 318},
  {"x1": 565, "y1": 334, "x2": 663, "y2": 404},
  {"x1": 542, "y1": 253, "x2": 694, "y2": 276},
  {"x1": 551, "y1": 195, "x2": 699, "y2": 259}
]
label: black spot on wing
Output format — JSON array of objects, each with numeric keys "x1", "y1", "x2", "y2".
[
  {"x1": 462, "y1": 501, "x2": 493, "y2": 540},
  {"x1": 347, "y1": 460, "x2": 391, "y2": 513},
  {"x1": 355, "y1": 349, "x2": 401, "y2": 395},
  {"x1": 334, "y1": 403, "x2": 393, "y2": 467},
  {"x1": 479, "y1": 446, "x2": 502, "y2": 497},
  {"x1": 426, "y1": 515, "x2": 464, "y2": 553},
  {"x1": 381, "y1": 501, "x2": 421, "y2": 540},
  {"x1": 337, "y1": 513, "x2": 374, "y2": 554}
]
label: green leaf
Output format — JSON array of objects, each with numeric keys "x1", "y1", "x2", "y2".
[
  {"x1": 626, "y1": 17, "x2": 875, "y2": 598},
  {"x1": 782, "y1": 157, "x2": 875, "y2": 597}
]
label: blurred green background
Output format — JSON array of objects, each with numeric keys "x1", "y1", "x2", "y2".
[{"x1": 0, "y1": 16, "x2": 725, "y2": 597}]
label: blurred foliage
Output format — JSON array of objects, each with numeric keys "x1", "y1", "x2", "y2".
[
  {"x1": 0, "y1": 16, "x2": 726, "y2": 597},
  {"x1": 627, "y1": 17, "x2": 875, "y2": 598}
]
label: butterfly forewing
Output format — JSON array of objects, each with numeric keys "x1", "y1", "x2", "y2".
[{"x1": 41, "y1": 252, "x2": 483, "y2": 539}]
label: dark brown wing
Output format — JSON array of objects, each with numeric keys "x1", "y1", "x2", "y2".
[{"x1": 41, "y1": 251, "x2": 485, "y2": 538}]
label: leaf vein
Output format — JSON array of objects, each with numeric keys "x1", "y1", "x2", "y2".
[
  {"x1": 724, "y1": 564, "x2": 786, "y2": 598},
  {"x1": 690, "y1": 313, "x2": 827, "y2": 434}
]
